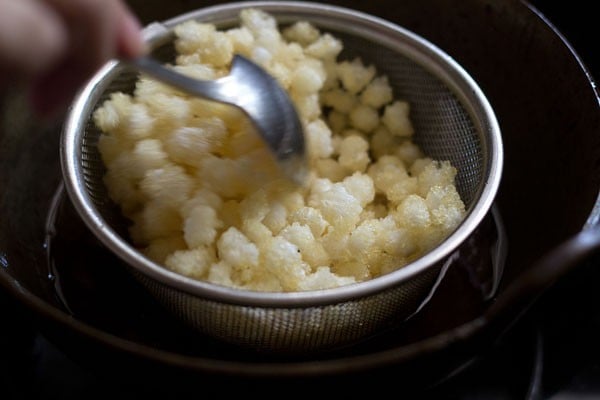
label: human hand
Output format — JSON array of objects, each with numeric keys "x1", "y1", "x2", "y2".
[{"x1": 0, "y1": 0, "x2": 145, "y2": 117}]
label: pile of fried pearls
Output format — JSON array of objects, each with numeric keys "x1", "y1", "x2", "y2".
[{"x1": 94, "y1": 9, "x2": 465, "y2": 292}]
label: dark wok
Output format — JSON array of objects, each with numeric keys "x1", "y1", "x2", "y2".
[{"x1": 0, "y1": 0, "x2": 599, "y2": 395}]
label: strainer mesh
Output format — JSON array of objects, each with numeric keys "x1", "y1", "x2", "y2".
[
  {"x1": 131, "y1": 264, "x2": 440, "y2": 353},
  {"x1": 81, "y1": 73, "x2": 136, "y2": 232}
]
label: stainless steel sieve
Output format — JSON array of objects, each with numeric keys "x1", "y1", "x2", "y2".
[{"x1": 60, "y1": 1, "x2": 503, "y2": 354}]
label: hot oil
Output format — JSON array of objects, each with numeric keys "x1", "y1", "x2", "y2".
[
  {"x1": 44, "y1": 185, "x2": 74, "y2": 315},
  {"x1": 43, "y1": 183, "x2": 505, "y2": 360},
  {"x1": 43, "y1": 184, "x2": 238, "y2": 358}
]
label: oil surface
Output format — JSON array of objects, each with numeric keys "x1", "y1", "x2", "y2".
[
  {"x1": 43, "y1": 183, "x2": 504, "y2": 361},
  {"x1": 43, "y1": 184, "x2": 238, "y2": 359}
]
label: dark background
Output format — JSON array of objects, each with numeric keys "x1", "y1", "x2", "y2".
[{"x1": 1, "y1": 1, "x2": 599, "y2": 399}]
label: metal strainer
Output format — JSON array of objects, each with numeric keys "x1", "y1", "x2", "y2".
[{"x1": 61, "y1": 1, "x2": 502, "y2": 354}]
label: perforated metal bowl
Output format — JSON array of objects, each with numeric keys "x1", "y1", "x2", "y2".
[{"x1": 61, "y1": 1, "x2": 502, "y2": 354}]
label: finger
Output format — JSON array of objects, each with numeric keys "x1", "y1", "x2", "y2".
[
  {"x1": 26, "y1": 0, "x2": 144, "y2": 117},
  {"x1": 44, "y1": 0, "x2": 145, "y2": 65},
  {"x1": 0, "y1": 0, "x2": 67, "y2": 77},
  {"x1": 114, "y1": 0, "x2": 146, "y2": 58},
  {"x1": 28, "y1": 0, "x2": 114, "y2": 117},
  {"x1": 43, "y1": 0, "x2": 117, "y2": 70}
]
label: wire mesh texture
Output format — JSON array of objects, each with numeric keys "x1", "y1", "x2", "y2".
[{"x1": 61, "y1": 2, "x2": 502, "y2": 354}]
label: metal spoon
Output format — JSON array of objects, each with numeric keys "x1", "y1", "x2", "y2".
[{"x1": 126, "y1": 55, "x2": 307, "y2": 184}]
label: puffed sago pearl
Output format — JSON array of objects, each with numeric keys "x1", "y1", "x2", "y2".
[
  {"x1": 395, "y1": 195, "x2": 431, "y2": 228},
  {"x1": 395, "y1": 140, "x2": 424, "y2": 166},
  {"x1": 262, "y1": 202, "x2": 288, "y2": 234},
  {"x1": 97, "y1": 135, "x2": 125, "y2": 166},
  {"x1": 165, "y1": 126, "x2": 217, "y2": 168},
  {"x1": 360, "y1": 76, "x2": 393, "y2": 108},
  {"x1": 183, "y1": 204, "x2": 222, "y2": 248},
  {"x1": 382, "y1": 101, "x2": 415, "y2": 137},
  {"x1": 143, "y1": 236, "x2": 187, "y2": 264},
  {"x1": 349, "y1": 104, "x2": 379, "y2": 133},
  {"x1": 347, "y1": 218, "x2": 382, "y2": 263},
  {"x1": 305, "y1": 33, "x2": 343, "y2": 60},
  {"x1": 207, "y1": 261, "x2": 236, "y2": 288},
  {"x1": 291, "y1": 92, "x2": 321, "y2": 121},
  {"x1": 416, "y1": 161, "x2": 457, "y2": 197},
  {"x1": 425, "y1": 185, "x2": 465, "y2": 229},
  {"x1": 334, "y1": 259, "x2": 371, "y2": 281},
  {"x1": 290, "y1": 64, "x2": 325, "y2": 94},
  {"x1": 306, "y1": 119, "x2": 334, "y2": 159},
  {"x1": 103, "y1": 166, "x2": 141, "y2": 215},
  {"x1": 279, "y1": 222, "x2": 330, "y2": 267},
  {"x1": 368, "y1": 155, "x2": 409, "y2": 193},
  {"x1": 322, "y1": 88, "x2": 357, "y2": 113},
  {"x1": 124, "y1": 103, "x2": 155, "y2": 140},
  {"x1": 182, "y1": 187, "x2": 223, "y2": 218},
  {"x1": 139, "y1": 164, "x2": 195, "y2": 207},
  {"x1": 198, "y1": 156, "x2": 248, "y2": 198},
  {"x1": 174, "y1": 21, "x2": 216, "y2": 54},
  {"x1": 217, "y1": 227, "x2": 260, "y2": 268},
  {"x1": 342, "y1": 172, "x2": 375, "y2": 207},
  {"x1": 327, "y1": 110, "x2": 347, "y2": 134},
  {"x1": 165, "y1": 247, "x2": 215, "y2": 279},
  {"x1": 297, "y1": 266, "x2": 356, "y2": 291},
  {"x1": 308, "y1": 182, "x2": 362, "y2": 232},
  {"x1": 130, "y1": 201, "x2": 182, "y2": 243},
  {"x1": 130, "y1": 139, "x2": 168, "y2": 178},
  {"x1": 283, "y1": 21, "x2": 321, "y2": 46},
  {"x1": 262, "y1": 236, "x2": 310, "y2": 291},
  {"x1": 370, "y1": 126, "x2": 398, "y2": 159},
  {"x1": 240, "y1": 8, "x2": 278, "y2": 36},
  {"x1": 315, "y1": 158, "x2": 346, "y2": 182},
  {"x1": 225, "y1": 27, "x2": 255, "y2": 54},
  {"x1": 386, "y1": 176, "x2": 419, "y2": 204},
  {"x1": 336, "y1": 58, "x2": 376, "y2": 94},
  {"x1": 289, "y1": 206, "x2": 329, "y2": 238},
  {"x1": 93, "y1": 92, "x2": 132, "y2": 135},
  {"x1": 338, "y1": 134, "x2": 370, "y2": 172},
  {"x1": 140, "y1": 92, "x2": 190, "y2": 127}
]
